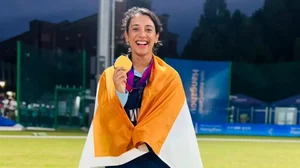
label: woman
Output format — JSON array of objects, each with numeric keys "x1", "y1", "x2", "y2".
[{"x1": 79, "y1": 7, "x2": 203, "y2": 168}]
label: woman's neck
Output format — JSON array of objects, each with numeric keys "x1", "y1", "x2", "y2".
[{"x1": 131, "y1": 53, "x2": 152, "y2": 74}]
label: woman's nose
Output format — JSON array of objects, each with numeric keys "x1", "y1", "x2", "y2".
[{"x1": 138, "y1": 30, "x2": 146, "y2": 37}]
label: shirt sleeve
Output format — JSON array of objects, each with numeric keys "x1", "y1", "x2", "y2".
[{"x1": 116, "y1": 90, "x2": 129, "y2": 107}]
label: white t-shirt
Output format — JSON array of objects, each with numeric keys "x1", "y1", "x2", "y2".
[
  {"x1": 2, "y1": 99, "x2": 9, "y2": 109},
  {"x1": 9, "y1": 100, "x2": 17, "y2": 110}
]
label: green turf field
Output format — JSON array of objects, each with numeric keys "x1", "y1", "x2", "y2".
[
  {"x1": 0, "y1": 130, "x2": 87, "y2": 136},
  {"x1": 0, "y1": 131, "x2": 300, "y2": 168}
]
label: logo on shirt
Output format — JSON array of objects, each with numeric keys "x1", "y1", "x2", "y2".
[{"x1": 128, "y1": 108, "x2": 140, "y2": 122}]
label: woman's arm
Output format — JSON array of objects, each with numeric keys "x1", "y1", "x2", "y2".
[{"x1": 116, "y1": 91, "x2": 128, "y2": 107}]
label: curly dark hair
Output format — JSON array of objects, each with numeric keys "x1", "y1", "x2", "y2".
[
  {"x1": 121, "y1": 7, "x2": 163, "y2": 34},
  {"x1": 121, "y1": 7, "x2": 163, "y2": 51}
]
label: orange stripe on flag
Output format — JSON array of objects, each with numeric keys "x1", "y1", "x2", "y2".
[
  {"x1": 92, "y1": 56, "x2": 185, "y2": 157},
  {"x1": 132, "y1": 58, "x2": 185, "y2": 154}
]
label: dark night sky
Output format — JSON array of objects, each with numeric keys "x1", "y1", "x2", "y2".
[{"x1": 0, "y1": 0, "x2": 263, "y2": 53}]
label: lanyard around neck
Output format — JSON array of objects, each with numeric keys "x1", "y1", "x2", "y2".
[{"x1": 126, "y1": 58, "x2": 154, "y2": 93}]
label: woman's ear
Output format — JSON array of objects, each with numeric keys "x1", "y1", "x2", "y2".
[
  {"x1": 155, "y1": 33, "x2": 160, "y2": 43},
  {"x1": 124, "y1": 31, "x2": 129, "y2": 43}
]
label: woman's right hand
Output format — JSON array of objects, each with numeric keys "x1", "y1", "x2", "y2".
[{"x1": 113, "y1": 67, "x2": 127, "y2": 93}]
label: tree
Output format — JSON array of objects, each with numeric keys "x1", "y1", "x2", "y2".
[
  {"x1": 228, "y1": 9, "x2": 251, "y2": 62},
  {"x1": 182, "y1": 0, "x2": 232, "y2": 61},
  {"x1": 263, "y1": 0, "x2": 292, "y2": 62}
]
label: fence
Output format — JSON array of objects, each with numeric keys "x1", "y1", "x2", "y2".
[
  {"x1": 9, "y1": 42, "x2": 300, "y2": 130},
  {"x1": 16, "y1": 41, "x2": 87, "y2": 128},
  {"x1": 195, "y1": 123, "x2": 300, "y2": 137},
  {"x1": 230, "y1": 106, "x2": 269, "y2": 124}
]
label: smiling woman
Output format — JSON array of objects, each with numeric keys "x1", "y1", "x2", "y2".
[
  {"x1": 122, "y1": 7, "x2": 163, "y2": 74},
  {"x1": 79, "y1": 7, "x2": 203, "y2": 168}
]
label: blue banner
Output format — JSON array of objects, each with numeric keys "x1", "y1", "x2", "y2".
[
  {"x1": 166, "y1": 58, "x2": 231, "y2": 123},
  {"x1": 0, "y1": 116, "x2": 16, "y2": 126},
  {"x1": 196, "y1": 123, "x2": 300, "y2": 137}
]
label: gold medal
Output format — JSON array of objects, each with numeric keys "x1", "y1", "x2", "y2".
[{"x1": 114, "y1": 55, "x2": 132, "y2": 73}]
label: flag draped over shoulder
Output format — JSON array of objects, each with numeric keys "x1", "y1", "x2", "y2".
[{"x1": 79, "y1": 56, "x2": 203, "y2": 168}]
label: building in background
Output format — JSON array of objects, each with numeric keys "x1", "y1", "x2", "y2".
[
  {"x1": 0, "y1": 0, "x2": 178, "y2": 93},
  {"x1": 0, "y1": 17, "x2": 98, "y2": 93},
  {"x1": 157, "y1": 14, "x2": 179, "y2": 58}
]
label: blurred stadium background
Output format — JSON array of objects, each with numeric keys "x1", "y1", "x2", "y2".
[{"x1": 1, "y1": 0, "x2": 300, "y2": 167}]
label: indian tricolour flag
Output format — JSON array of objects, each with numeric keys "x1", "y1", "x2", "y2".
[{"x1": 78, "y1": 56, "x2": 203, "y2": 168}]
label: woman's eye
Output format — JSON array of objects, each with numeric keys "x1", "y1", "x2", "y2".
[
  {"x1": 132, "y1": 28, "x2": 138, "y2": 31},
  {"x1": 146, "y1": 29, "x2": 153, "y2": 32}
]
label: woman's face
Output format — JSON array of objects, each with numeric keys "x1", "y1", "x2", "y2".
[{"x1": 125, "y1": 14, "x2": 159, "y2": 57}]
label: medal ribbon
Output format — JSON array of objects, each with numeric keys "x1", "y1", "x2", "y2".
[{"x1": 126, "y1": 58, "x2": 154, "y2": 93}]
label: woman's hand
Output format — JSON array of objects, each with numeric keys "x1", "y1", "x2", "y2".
[{"x1": 113, "y1": 67, "x2": 127, "y2": 93}]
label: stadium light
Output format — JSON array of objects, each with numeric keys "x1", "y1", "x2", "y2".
[
  {"x1": 0, "y1": 81, "x2": 5, "y2": 88},
  {"x1": 6, "y1": 91, "x2": 13, "y2": 96}
]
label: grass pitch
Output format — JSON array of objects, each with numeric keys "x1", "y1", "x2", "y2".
[{"x1": 0, "y1": 131, "x2": 300, "y2": 168}]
